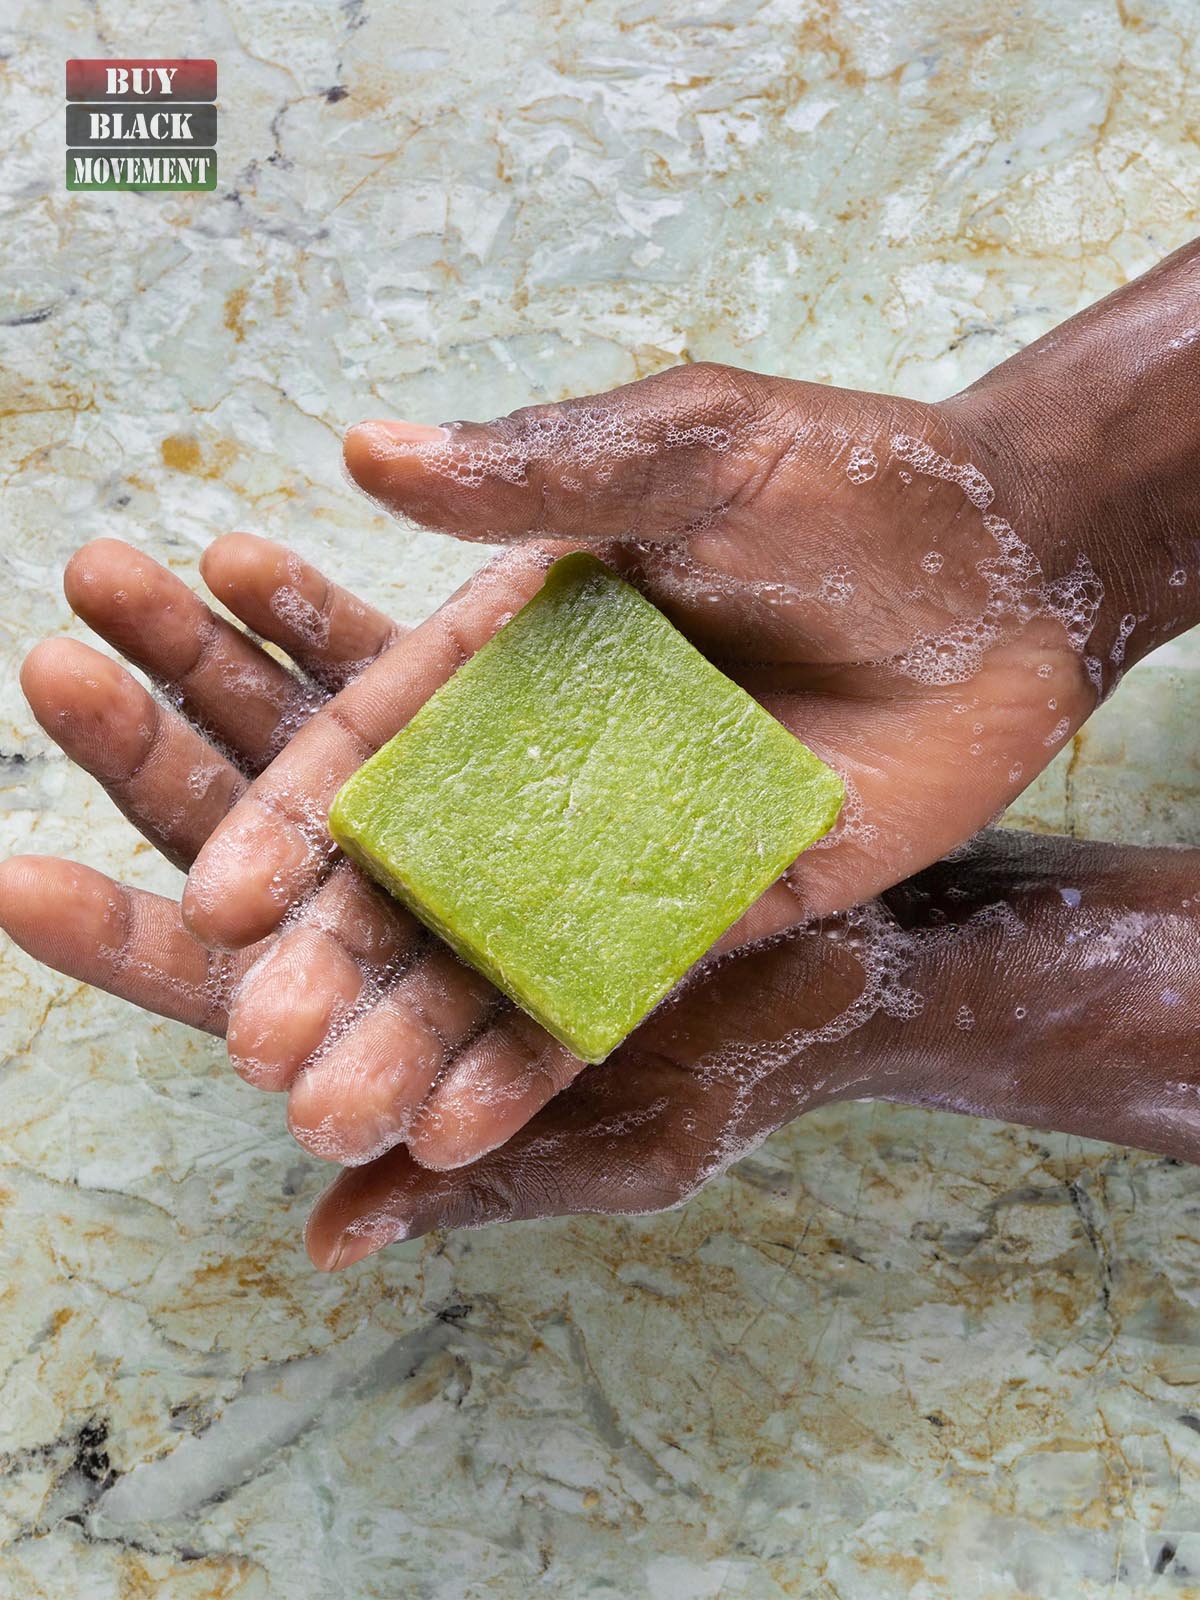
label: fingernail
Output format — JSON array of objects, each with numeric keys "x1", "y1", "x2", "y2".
[
  {"x1": 317, "y1": 1237, "x2": 346, "y2": 1272},
  {"x1": 312, "y1": 1234, "x2": 352, "y2": 1273},
  {"x1": 336, "y1": 1228, "x2": 377, "y2": 1267},
  {"x1": 355, "y1": 420, "x2": 450, "y2": 446},
  {"x1": 325, "y1": 1232, "x2": 387, "y2": 1271}
]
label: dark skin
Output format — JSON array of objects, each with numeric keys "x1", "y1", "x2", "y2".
[
  {"x1": 0, "y1": 543, "x2": 1197, "y2": 1273},
  {"x1": 313, "y1": 830, "x2": 1200, "y2": 1269},
  {"x1": 159, "y1": 237, "x2": 1200, "y2": 1177}
]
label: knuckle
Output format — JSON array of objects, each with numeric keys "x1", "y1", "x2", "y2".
[
  {"x1": 677, "y1": 361, "x2": 769, "y2": 429},
  {"x1": 460, "y1": 1167, "x2": 525, "y2": 1226},
  {"x1": 495, "y1": 399, "x2": 563, "y2": 443}
]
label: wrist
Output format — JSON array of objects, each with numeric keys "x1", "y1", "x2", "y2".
[
  {"x1": 944, "y1": 238, "x2": 1200, "y2": 686},
  {"x1": 861, "y1": 833, "x2": 1200, "y2": 1162}
]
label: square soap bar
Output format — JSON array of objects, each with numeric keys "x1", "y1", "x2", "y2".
[{"x1": 329, "y1": 554, "x2": 843, "y2": 1063}]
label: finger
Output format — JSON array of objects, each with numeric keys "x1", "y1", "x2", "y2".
[
  {"x1": 395, "y1": 843, "x2": 830, "y2": 1171},
  {"x1": 306, "y1": 921, "x2": 849, "y2": 1267},
  {"x1": 0, "y1": 856, "x2": 253, "y2": 1033},
  {"x1": 21, "y1": 638, "x2": 246, "y2": 872},
  {"x1": 405, "y1": 1012, "x2": 584, "y2": 1171},
  {"x1": 225, "y1": 862, "x2": 423, "y2": 1091},
  {"x1": 342, "y1": 363, "x2": 779, "y2": 544},
  {"x1": 182, "y1": 546, "x2": 556, "y2": 950},
  {"x1": 200, "y1": 532, "x2": 401, "y2": 690},
  {"x1": 64, "y1": 538, "x2": 317, "y2": 771},
  {"x1": 283, "y1": 943, "x2": 499, "y2": 1164},
  {"x1": 226, "y1": 926, "x2": 368, "y2": 1091},
  {"x1": 305, "y1": 1052, "x2": 695, "y2": 1269},
  {"x1": 707, "y1": 876, "x2": 810, "y2": 958}
]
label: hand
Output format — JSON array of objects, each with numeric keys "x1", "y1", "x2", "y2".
[
  {"x1": 178, "y1": 241, "x2": 1200, "y2": 1173},
  {"x1": 308, "y1": 829, "x2": 1200, "y2": 1270},
  {"x1": 0, "y1": 534, "x2": 915, "y2": 1262},
  {"x1": 0, "y1": 533, "x2": 409, "y2": 1081},
  {"x1": 7, "y1": 542, "x2": 1197, "y2": 1272}
]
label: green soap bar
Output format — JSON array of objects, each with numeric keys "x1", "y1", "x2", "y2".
[{"x1": 329, "y1": 554, "x2": 843, "y2": 1063}]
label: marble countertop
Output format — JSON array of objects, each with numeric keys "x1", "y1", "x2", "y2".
[{"x1": 3, "y1": 1, "x2": 1200, "y2": 1595}]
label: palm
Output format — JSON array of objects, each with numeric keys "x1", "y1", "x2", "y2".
[
  {"x1": 0, "y1": 536, "x2": 857, "y2": 1269},
  {"x1": 608, "y1": 380, "x2": 1093, "y2": 926},
  {"x1": 176, "y1": 368, "x2": 1093, "y2": 1175}
]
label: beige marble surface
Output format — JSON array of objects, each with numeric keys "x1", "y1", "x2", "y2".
[{"x1": 3, "y1": 0, "x2": 1200, "y2": 1594}]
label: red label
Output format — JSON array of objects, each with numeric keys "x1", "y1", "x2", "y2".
[{"x1": 65, "y1": 60, "x2": 217, "y2": 101}]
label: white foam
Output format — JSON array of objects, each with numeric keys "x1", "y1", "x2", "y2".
[
  {"x1": 1109, "y1": 612, "x2": 1137, "y2": 667},
  {"x1": 858, "y1": 436, "x2": 1106, "y2": 688}
]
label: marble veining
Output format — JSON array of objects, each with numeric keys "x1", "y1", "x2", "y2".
[{"x1": 2, "y1": 0, "x2": 1200, "y2": 1595}]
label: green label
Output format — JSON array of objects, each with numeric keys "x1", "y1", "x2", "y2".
[{"x1": 65, "y1": 149, "x2": 216, "y2": 190}]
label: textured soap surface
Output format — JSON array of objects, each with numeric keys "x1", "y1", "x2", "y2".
[{"x1": 328, "y1": 553, "x2": 843, "y2": 1063}]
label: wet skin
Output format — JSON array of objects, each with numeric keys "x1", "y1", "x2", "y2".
[
  {"x1": 2, "y1": 539, "x2": 1198, "y2": 1271},
  {"x1": 149, "y1": 238, "x2": 1200, "y2": 1176}
]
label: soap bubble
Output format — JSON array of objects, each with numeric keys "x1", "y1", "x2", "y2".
[
  {"x1": 819, "y1": 565, "x2": 856, "y2": 605},
  {"x1": 864, "y1": 434, "x2": 1106, "y2": 690},
  {"x1": 1110, "y1": 612, "x2": 1137, "y2": 667},
  {"x1": 845, "y1": 445, "x2": 878, "y2": 484},
  {"x1": 269, "y1": 580, "x2": 331, "y2": 651},
  {"x1": 810, "y1": 769, "x2": 878, "y2": 851},
  {"x1": 187, "y1": 761, "x2": 225, "y2": 799},
  {"x1": 891, "y1": 432, "x2": 994, "y2": 509}
]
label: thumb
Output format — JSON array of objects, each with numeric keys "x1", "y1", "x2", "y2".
[{"x1": 342, "y1": 363, "x2": 776, "y2": 544}]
